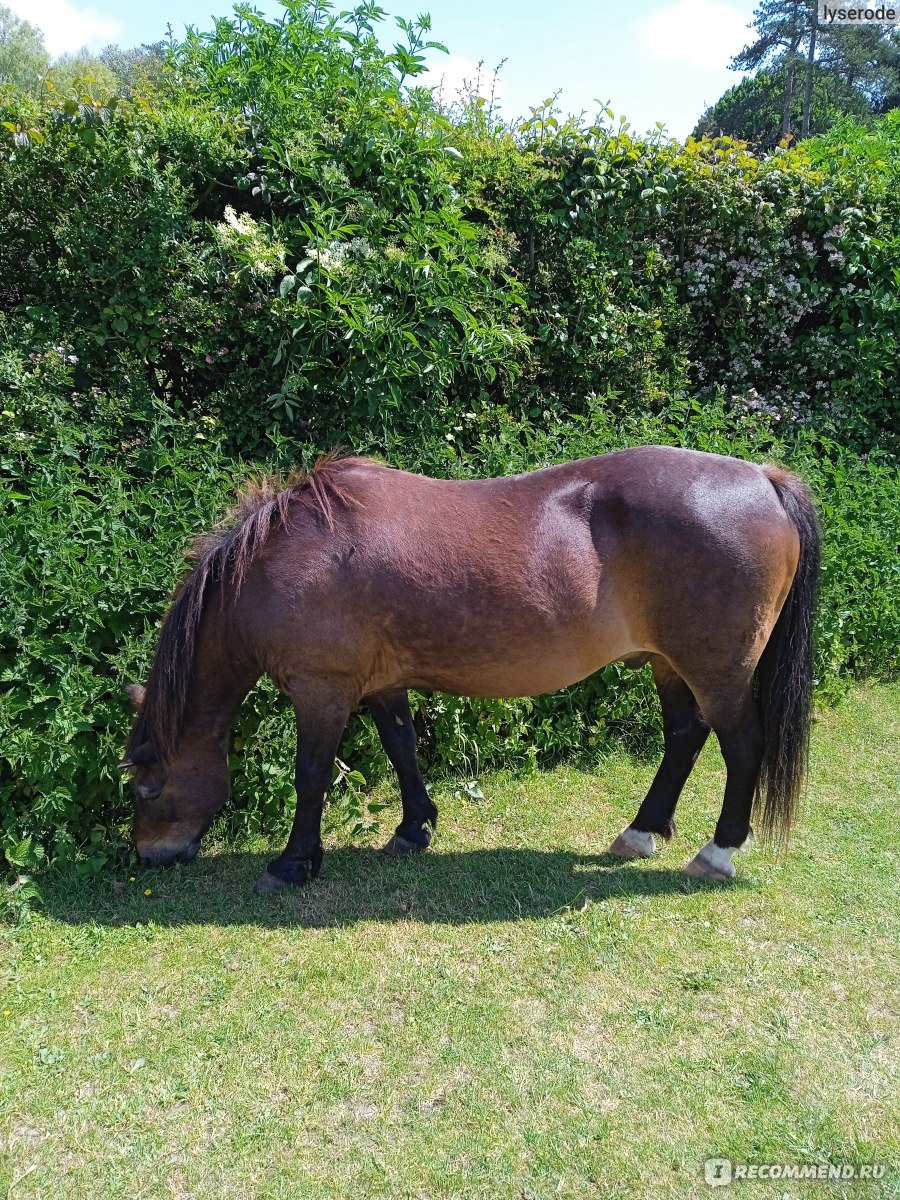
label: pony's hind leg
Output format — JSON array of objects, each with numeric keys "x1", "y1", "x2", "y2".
[
  {"x1": 607, "y1": 657, "x2": 710, "y2": 860},
  {"x1": 255, "y1": 685, "x2": 355, "y2": 895},
  {"x1": 683, "y1": 685, "x2": 763, "y2": 881},
  {"x1": 366, "y1": 689, "x2": 438, "y2": 855}
]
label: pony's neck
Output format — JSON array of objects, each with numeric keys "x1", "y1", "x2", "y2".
[{"x1": 180, "y1": 609, "x2": 260, "y2": 752}]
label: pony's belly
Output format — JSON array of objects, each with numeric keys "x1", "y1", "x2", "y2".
[
  {"x1": 414, "y1": 666, "x2": 597, "y2": 699},
  {"x1": 371, "y1": 599, "x2": 639, "y2": 699},
  {"x1": 399, "y1": 639, "x2": 630, "y2": 699}
]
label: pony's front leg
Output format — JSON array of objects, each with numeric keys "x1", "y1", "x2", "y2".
[
  {"x1": 365, "y1": 689, "x2": 438, "y2": 855},
  {"x1": 255, "y1": 690, "x2": 354, "y2": 895}
]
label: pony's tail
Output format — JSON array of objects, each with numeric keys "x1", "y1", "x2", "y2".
[{"x1": 754, "y1": 467, "x2": 821, "y2": 846}]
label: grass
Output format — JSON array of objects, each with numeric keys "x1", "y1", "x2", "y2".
[{"x1": 1, "y1": 682, "x2": 898, "y2": 1199}]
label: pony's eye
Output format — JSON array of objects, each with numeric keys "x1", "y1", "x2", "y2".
[{"x1": 136, "y1": 782, "x2": 162, "y2": 801}]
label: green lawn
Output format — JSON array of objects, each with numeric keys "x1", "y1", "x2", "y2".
[{"x1": 1, "y1": 684, "x2": 898, "y2": 1200}]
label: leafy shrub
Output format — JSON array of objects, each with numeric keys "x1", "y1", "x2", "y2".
[
  {"x1": 4, "y1": 5, "x2": 900, "y2": 453},
  {"x1": 0, "y1": 3, "x2": 528, "y2": 458},
  {"x1": 454, "y1": 114, "x2": 900, "y2": 441}
]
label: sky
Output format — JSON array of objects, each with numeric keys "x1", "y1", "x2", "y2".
[{"x1": 9, "y1": 0, "x2": 760, "y2": 139}]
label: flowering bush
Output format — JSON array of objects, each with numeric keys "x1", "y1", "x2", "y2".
[{"x1": 454, "y1": 119, "x2": 899, "y2": 440}]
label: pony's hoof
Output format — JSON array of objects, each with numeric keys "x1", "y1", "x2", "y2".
[
  {"x1": 606, "y1": 828, "x2": 656, "y2": 859},
  {"x1": 684, "y1": 843, "x2": 737, "y2": 881},
  {"x1": 383, "y1": 834, "x2": 427, "y2": 856},
  {"x1": 254, "y1": 870, "x2": 292, "y2": 895},
  {"x1": 255, "y1": 847, "x2": 322, "y2": 894}
]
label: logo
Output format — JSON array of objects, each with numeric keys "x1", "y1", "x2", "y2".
[
  {"x1": 704, "y1": 1159, "x2": 733, "y2": 1187},
  {"x1": 703, "y1": 1159, "x2": 887, "y2": 1186}
]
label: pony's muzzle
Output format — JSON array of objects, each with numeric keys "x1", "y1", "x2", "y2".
[{"x1": 137, "y1": 839, "x2": 201, "y2": 868}]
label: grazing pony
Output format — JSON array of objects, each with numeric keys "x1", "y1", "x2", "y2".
[{"x1": 122, "y1": 447, "x2": 819, "y2": 894}]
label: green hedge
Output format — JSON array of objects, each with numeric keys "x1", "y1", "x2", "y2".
[
  {"x1": 2, "y1": 6, "x2": 900, "y2": 450},
  {"x1": 1, "y1": 346, "x2": 897, "y2": 872}
]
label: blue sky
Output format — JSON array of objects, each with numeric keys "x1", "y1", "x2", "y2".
[{"x1": 11, "y1": 0, "x2": 760, "y2": 139}]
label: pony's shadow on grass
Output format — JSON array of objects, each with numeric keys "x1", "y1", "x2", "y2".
[{"x1": 44, "y1": 845, "x2": 745, "y2": 930}]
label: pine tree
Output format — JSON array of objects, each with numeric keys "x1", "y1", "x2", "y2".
[
  {"x1": 731, "y1": 0, "x2": 809, "y2": 139},
  {"x1": 728, "y1": 0, "x2": 900, "y2": 143}
]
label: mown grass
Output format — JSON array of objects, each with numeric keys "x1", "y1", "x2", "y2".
[{"x1": 1, "y1": 683, "x2": 898, "y2": 1199}]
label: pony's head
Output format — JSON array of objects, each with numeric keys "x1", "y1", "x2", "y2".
[
  {"x1": 122, "y1": 684, "x2": 230, "y2": 866},
  {"x1": 120, "y1": 454, "x2": 365, "y2": 868}
]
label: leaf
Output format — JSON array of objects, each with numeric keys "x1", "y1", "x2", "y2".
[{"x1": 279, "y1": 274, "x2": 296, "y2": 297}]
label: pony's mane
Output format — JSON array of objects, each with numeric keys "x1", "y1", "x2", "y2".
[{"x1": 126, "y1": 451, "x2": 376, "y2": 764}]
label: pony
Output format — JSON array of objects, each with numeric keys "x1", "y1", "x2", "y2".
[{"x1": 121, "y1": 447, "x2": 819, "y2": 895}]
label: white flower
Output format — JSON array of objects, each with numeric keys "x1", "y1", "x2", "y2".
[
  {"x1": 223, "y1": 206, "x2": 250, "y2": 235},
  {"x1": 306, "y1": 241, "x2": 350, "y2": 273}
]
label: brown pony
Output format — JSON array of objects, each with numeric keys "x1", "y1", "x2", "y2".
[{"x1": 122, "y1": 447, "x2": 820, "y2": 894}]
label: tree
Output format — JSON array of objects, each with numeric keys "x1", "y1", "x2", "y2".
[
  {"x1": 714, "y1": 0, "x2": 900, "y2": 146},
  {"x1": 731, "y1": 0, "x2": 808, "y2": 139},
  {"x1": 46, "y1": 50, "x2": 120, "y2": 98},
  {"x1": 801, "y1": 4, "x2": 817, "y2": 137},
  {"x1": 693, "y1": 67, "x2": 865, "y2": 149},
  {"x1": 818, "y1": 23, "x2": 900, "y2": 114},
  {"x1": 0, "y1": 3, "x2": 49, "y2": 95},
  {"x1": 99, "y1": 42, "x2": 166, "y2": 94},
  {"x1": 874, "y1": 32, "x2": 900, "y2": 113}
]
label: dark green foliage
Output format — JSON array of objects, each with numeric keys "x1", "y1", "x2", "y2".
[
  {"x1": 0, "y1": 2, "x2": 898, "y2": 878},
  {"x1": 694, "y1": 69, "x2": 867, "y2": 150},
  {"x1": 0, "y1": 343, "x2": 240, "y2": 872},
  {"x1": 4, "y1": 5, "x2": 899, "y2": 440},
  {"x1": 459, "y1": 117, "x2": 900, "y2": 438}
]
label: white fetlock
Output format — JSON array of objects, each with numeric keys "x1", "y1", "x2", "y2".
[
  {"x1": 606, "y1": 826, "x2": 656, "y2": 860},
  {"x1": 684, "y1": 838, "x2": 737, "y2": 880}
]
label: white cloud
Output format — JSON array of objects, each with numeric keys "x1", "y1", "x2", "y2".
[
  {"x1": 7, "y1": 0, "x2": 122, "y2": 56},
  {"x1": 417, "y1": 55, "x2": 502, "y2": 106},
  {"x1": 638, "y1": 0, "x2": 749, "y2": 71}
]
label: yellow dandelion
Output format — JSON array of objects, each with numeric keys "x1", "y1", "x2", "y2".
[
  {"x1": 144, "y1": 888, "x2": 152, "y2": 896},
  {"x1": 129, "y1": 876, "x2": 136, "y2": 882},
  {"x1": 3, "y1": 1009, "x2": 11, "y2": 1017}
]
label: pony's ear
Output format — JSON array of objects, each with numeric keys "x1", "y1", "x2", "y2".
[
  {"x1": 118, "y1": 741, "x2": 157, "y2": 771},
  {"x1": 125, "y1": 683, "x2": 147, "y2": 711}
]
